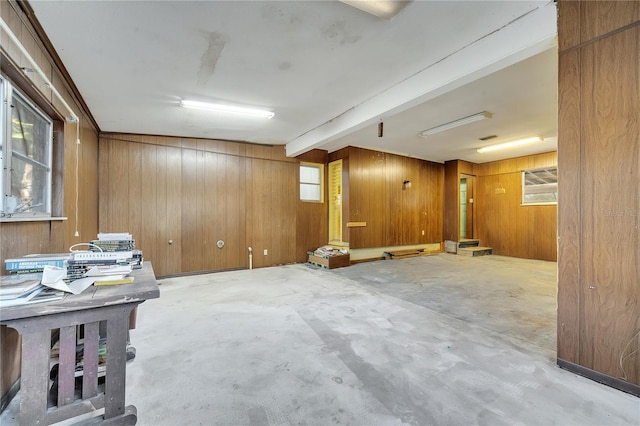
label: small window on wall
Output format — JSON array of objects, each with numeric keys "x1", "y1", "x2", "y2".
[
  {"x1": 522, "y1": 167, "x2": 558, "y2": 205},
  {"x1": 300, "y1": 162, "x2": 324, "y2": 203},
  {"x1": 0, "y1": 74, "x2": 53, "y2": 219}
]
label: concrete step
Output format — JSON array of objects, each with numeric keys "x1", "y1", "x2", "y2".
[
  {"x1": 458, "y1": 246, "x2": 493, "y2": 256},
  {"x1": 458, "y1": 239, "x2": 480, "y2": 249}
]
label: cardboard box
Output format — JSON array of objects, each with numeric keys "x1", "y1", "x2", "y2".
[{"x1": 307, "y1": 252, "x2": 350, "y2": 269}]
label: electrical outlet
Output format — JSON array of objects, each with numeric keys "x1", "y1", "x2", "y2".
[
  {"x1": 263, "y1": 249, "x2": 268, "y2": 256},
  {"x1": 422, "y1": 230, "x2": 425, "y2": 236}
]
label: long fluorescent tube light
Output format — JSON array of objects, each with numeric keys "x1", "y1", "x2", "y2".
[
  {"x1": 477, "y1": 137, "x2": 543, "y2": 153},
  {"x1": 180, "y1": 100, "x2": 274, "y2": 119},
  {"x1": 419, "y1": 111, "x2": 492, "y2": 137}
]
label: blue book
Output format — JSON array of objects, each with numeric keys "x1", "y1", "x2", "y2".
[{"x1": 5, "y1": 254, "x2": 70, "y2": 271}]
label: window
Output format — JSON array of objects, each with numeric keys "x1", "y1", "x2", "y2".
[
  {"x1": 522, "y1": 167, "x2": 558, "y2": 205},
  {"x1": 1, "y1": 74, "x2": 53, "y2": 219},
  {"x1": 300, "y1": 162, "x2": 324, "y2": 203}
]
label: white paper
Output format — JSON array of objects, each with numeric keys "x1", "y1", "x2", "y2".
[
  {"x1": 41, "y1": 265, "x2": 93, "y2": 295},
  {"x1": 94, "y1": 274, "x2": 126, "y2": 282},
  {"x1": 67, "y1": 277, "x2": 98, "y2": 294}
]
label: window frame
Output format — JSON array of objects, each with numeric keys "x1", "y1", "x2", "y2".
[
  {"x1": 1, "y1": 73, "x2": 54, "y2": 220},
  {"x1": 299, "y1": 162, "x2": 324, "y2": 203},
  {"x1": 521, "y1": 166, "x2": 558, "y2": 206}
]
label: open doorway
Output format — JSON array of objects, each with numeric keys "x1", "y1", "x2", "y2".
[{"x1": 459, "y1": 174, "x2": 475, "y2": 240}]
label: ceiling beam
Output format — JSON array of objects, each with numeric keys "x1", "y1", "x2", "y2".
[{"x1": 285, "y1": 2, "x2": 557, "y2": 158}]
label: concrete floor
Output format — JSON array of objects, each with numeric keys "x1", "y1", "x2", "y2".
[{"x1": 2, "y1": 254, "x2": 639, "y2": 425}]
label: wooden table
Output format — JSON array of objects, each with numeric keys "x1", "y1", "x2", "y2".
[{"x1": 0, "y1": 263, "x2": 159, "y2": 425}]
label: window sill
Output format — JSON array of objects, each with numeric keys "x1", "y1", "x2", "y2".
[{"x1": 0, "y1": 216, "x2": 67, "y2": 223}]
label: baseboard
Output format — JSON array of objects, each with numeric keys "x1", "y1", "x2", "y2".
[
  {"x1": 557, "y1": 358, "x2": 640, "y2": 397},
  {"x1": 0, "y1": 378, "x2": 20, "y2": 414},
  {"x1": 157, "y1": 267, "x2": 245, "y2": 280}
]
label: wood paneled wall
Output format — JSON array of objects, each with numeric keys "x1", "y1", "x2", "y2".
[
  {"x1": 98, "y1": 134, "x2": 326, "y2": 276},
  {"x1": 442, "y1": 160, "x2": 460, "y2": 242},
  {"x1": 296, "y1": 150, "x2": 329, "y2": 260},
  {"x1": 557, "y1": 0, "x2": 639, "y2": 394},
  {"x1": 475, "y1": 152, "x2": 558, "y2": 261},
  {"x1": 1, "y1": 0, "x2": 99, "y2": 408},
  {"x1": 329, "y1": 147, "x2": 443, "y2": 249}
]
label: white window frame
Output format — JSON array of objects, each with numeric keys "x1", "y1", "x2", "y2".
[
  {"x1": 1, "y1": 74, "x2": 53, "y2": 220},
  {"x1": 300, "y1": 162, "x2": 324, "y2": 203},
  {"x1": 522, "y1": 166, "x2": 558, "y2": 206}
]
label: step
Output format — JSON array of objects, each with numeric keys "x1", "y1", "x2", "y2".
[
  {"x1": 458, "y1": 246, "x2": 493, "y2": 256},
  {"x1": 458, "y1": 239, "x2": 480, "y2": 249},
  {"x1": 383, "y1": 249, "x2": 424, "y2": 260}
]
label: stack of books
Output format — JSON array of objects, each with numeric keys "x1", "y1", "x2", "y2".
[
  {"x1": 0, "y1": 275, "x2": 64, "y2": 307},
  {"x1": 90, "y1": 233, "x2": 136, "y2": 252},
  {"x1": 67, "y1": 233, "x2": 142, "y2": 284},
  {"x1": 4, "y1": 232, "x2": 143, "y2": 287}
]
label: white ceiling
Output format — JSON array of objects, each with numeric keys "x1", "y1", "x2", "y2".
[{"x1": 29, "y1": 0, "x2": 558, "y2": 164}]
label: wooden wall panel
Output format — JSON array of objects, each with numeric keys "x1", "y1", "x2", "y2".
[
  {"x1": 422, "y1": 161, "x2": 444, "y2": 244},
  {"x1": 580, "y1": 1, "x2": 639, "y2": 45},
  {"x1": 244, "y1": 158, "x2": 297, "y2": 268},
  {"x1": 369, "y1": 151, "x2": 387, "y2": 248},
  {"x1": 296, "y1": 150, "x2": 328, "y2": 261},
  {"x1": 385, "y1": 154, "x2": 404, "y2": 246},
  {"x1": 557, "y1": 0, "x2": 640, "y2": 392},
  {"x1": 163, "y1": 145, "x2": 183, "y2": 276},
  {"x1": 181, "y1": 149, "x2": 200, "y2": 272},
  {"x1": 475, "y1": 152, "x2": 558, "y2": 261},
  {"x1": 557, "y1": 49, "x2": 582, "y2": 364},
  {"x1": 99, "y1": 134, "x2": 302, "y2": 275},
  {"x1": 401, "y1": 157, "x2": 420, "y2": 245},
  {"x1": 139, "y1": 143, "x2": 158, "y2": 274},
  {"x1": 580, "y1": 27, "x2": 639, "y2": 382},
  {"x1": 207, "y1": 151, "x2": 244, "y2": 270},
  {"x1": 442, "y1": 160, "x2": 459, "y2": 242},
  {"x1": 558, "y1": 0, "x2": 581, "y2": 51},
  {"x1": 331, "y1": 147, "x2": 443, "y2": 250}
]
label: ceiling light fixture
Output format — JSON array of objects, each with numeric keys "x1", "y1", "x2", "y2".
[
  {"x1": 180, "y1": 99, "x2": 274, "y2": 119},
  {"x1": 477, "y1": 137, "x2": 543, "y2": 153},
  {"x1": 339, "y1": 1, "x2": 411, "y2": 20},
  {"x1": 419, "y1": 111, "x2": 492, "y2": 137}
]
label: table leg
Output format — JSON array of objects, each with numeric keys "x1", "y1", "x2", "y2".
[
  {"x1": 104, "y1": 312, "x2": 129, "y2": 419},
  {"x1": 19, "y1": 330, "x2": 50, "y2": 426}
]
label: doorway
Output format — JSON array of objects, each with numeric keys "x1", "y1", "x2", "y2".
[{"x1": 459, "y1": 174, "x2": 475, "y2": 240}]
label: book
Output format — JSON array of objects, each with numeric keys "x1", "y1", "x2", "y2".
[
  {"x1": 97, "y1": 233, "x2": 132, "y2": 241},
  {"x1": 89, "y1": 240, "x2": 135, "y2": 252},
  {"x1": 5, "y1": 256, "x2": 69, "y2": 271},
  {"x1": 0, "y1": 277, "x2": 42, "y2": 299},
  {"x1": 94, "y1": 276, "x2": 135, "y2": 286},
  {"x1": 0, "y1": 288, "x2": 65, "y2": 307},
  {"x1": 72, "y1": 251, "x2": 133, "y2": 262},
  {"x1": 85, "y1": 264, "x2": 133, "y2": 277}
]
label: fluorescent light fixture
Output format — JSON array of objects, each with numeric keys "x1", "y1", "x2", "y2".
[
  {"x1": 477, "y1": 137, "x2": 543, "y2": 153},
  {"x1": 339, "y1": 1, "x2": 411, "y2": 19},
  {"x1": 419, "y1": 111, "x2": 492, "y2": 137},
  {"x1": 180, "y1": 99, "x2": 274, "y2": 119}
]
